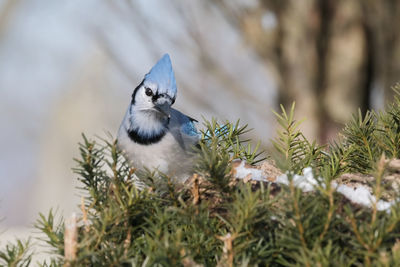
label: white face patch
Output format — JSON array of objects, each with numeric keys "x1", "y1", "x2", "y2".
[
  {"x1": 128, "y1": 85, "x2": 170, "y2": 138},
  {"x1": 132, "y1": 85, "x2": 156, "y2": 111}
]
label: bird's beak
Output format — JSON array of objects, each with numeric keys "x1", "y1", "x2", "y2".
[{"x1": 154, "y1": 102, "x2": 171, "y2": 118}]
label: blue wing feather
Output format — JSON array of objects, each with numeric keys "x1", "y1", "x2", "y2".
[{"x1": 181, "y1": 119, "x2": 198, "y2": 136}]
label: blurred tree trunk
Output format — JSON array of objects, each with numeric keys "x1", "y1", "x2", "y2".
[
  {"x1": 215, "y1": 0, "x2": 400, "y2": 143},
  {"x1": 320, "y1": 0, "x2": 367, "y2": 141}
]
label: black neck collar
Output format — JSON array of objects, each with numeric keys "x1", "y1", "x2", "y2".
[{"x1": 126, "y1": 127, "x2": 167, "y2": 145}]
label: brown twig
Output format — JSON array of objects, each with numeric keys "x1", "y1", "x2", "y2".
[
  {"x1": 64, "y1": 213, "x2": 78, "y2": 266},
  {"x1": 80, "y1": 197, "x2": 90, "y2": 232},
  {"x1": 192, "y1": 174, "x2": 200, "y2": 205},
  {"x1": 216, "y1": 233, "x2": 237, "y2": 267}
]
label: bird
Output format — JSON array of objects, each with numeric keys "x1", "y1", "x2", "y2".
[{"x1": 117, "y1": 54, "x2": 200, "y2": 183}]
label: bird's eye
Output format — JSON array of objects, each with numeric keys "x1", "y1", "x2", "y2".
[{"x1": 145, "y1": 88, "x2": 153, "y2": 96}]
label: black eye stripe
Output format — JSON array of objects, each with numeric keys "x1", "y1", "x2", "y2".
[
  {"x1": 131, "y1": 81, "x2": 144, "y2": 105},
  {"x1": 130, "y1": 80, "x2": 176, "y2": 106},
  {"x1": 151, "y1": 93, "x2": 174, "y2": 103}
]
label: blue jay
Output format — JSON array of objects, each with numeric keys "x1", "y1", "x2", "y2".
[{"x1": 117, "y1": 54, "x2": 200, "y2": 183}]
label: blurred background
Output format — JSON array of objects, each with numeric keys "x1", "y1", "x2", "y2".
[{"x1": 1, "y1": 0, "x2": 400, "y2": 245}]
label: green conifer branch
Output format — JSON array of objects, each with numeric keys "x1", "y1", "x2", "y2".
[{"x1": 2, "y1": 86, "x2": 400, "y2": 266}]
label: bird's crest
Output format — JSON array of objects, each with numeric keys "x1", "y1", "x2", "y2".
[{"x1": 144, "y1": 54, "x2": 177, "y2": 98}]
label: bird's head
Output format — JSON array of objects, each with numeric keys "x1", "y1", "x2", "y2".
[
  {"x1": 131, "y1": 54, "x2": 176, "y2": 118},
  {"x1": 125, "y1": 54, "x2": 177, "y2": 141}
]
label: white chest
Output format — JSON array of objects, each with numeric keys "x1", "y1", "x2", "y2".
[{"x1": 117, "y1": 129, "x2": 195, "y2": 182}]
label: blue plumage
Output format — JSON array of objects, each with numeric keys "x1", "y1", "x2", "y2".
[
  {"x1": 181, "y1": 119, "x2": 198, "y2": 137},
  {"x1": 143, "y1": 54, "x2": 177, "y2": 99},
  {"x1": 117, "y1": 54, "x2": 199, "y2": 183}
]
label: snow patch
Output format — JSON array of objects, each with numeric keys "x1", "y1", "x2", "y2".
[
  {"x1": 233, "y1": 162, "x2": 396, "y2": 211},
  {"x1": 234, "y1": 161, "x2": 265, "y2": 181},
  {"x1": 333, "y1": 182, "x2": 394, "y2": 211},
  {"x1": 276, "y1": 167, "x2": 318, "y2": 192}
]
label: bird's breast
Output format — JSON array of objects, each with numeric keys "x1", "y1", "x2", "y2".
[{"x1": 117, "y1": 129, "x2": 196, "y2": 182}]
